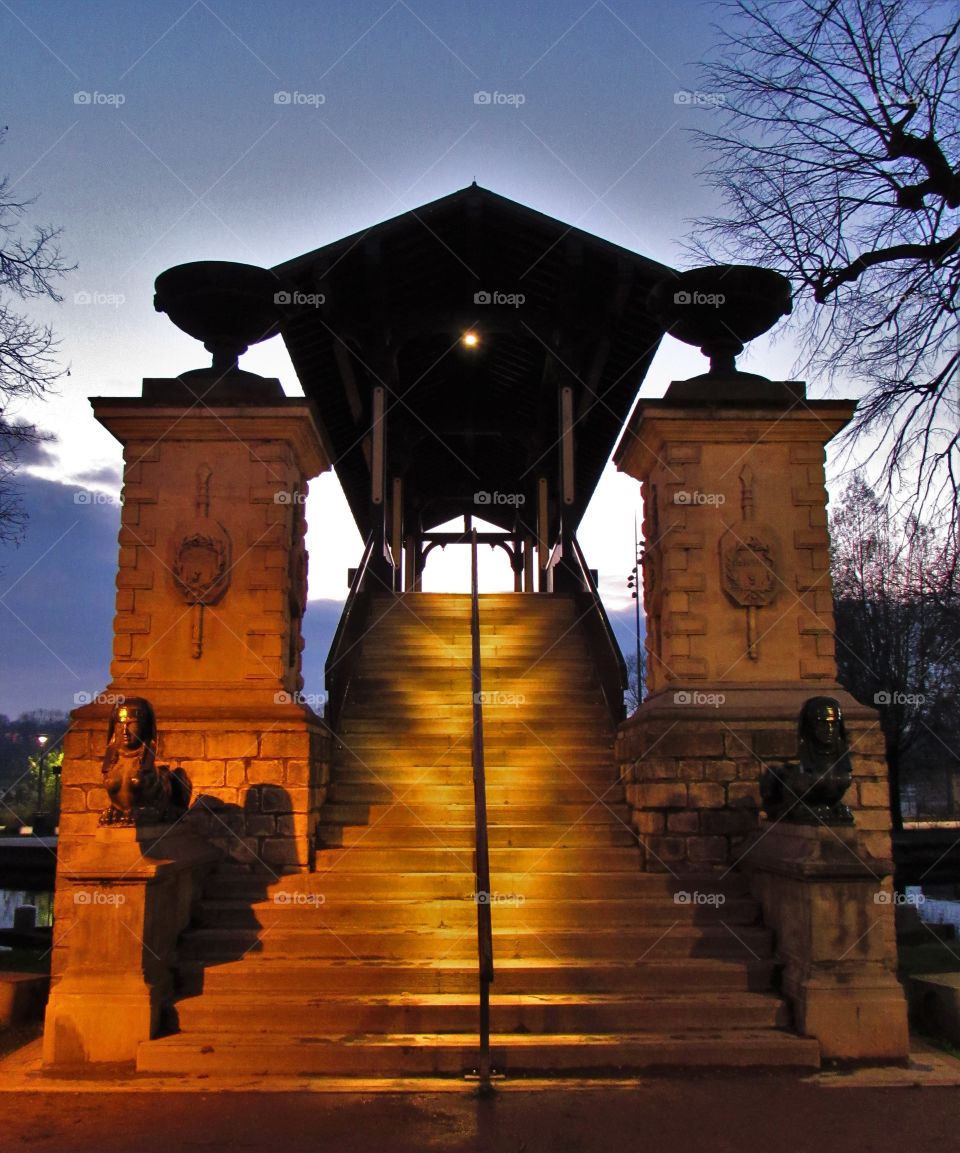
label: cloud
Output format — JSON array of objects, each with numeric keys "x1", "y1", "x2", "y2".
[
  {"x1": 0, "y1": 474, "x2": 348, "y2": 717},
  {"x1": 71, "y1": 465, "x2": 122, "y2": 488},
  {"x1": 0, "y1": 474, "x2": 118, "y2": 717},
  {"x1": 0, "y1": 474, "x2": 643, "y2": 717}
]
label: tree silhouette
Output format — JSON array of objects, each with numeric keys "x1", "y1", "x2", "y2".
[
  {"x1": 0, "y1": 129, "x2": 72, "y2": 544},
  {"x1": 830, "y1": 474, "x2": 960, "y2": 828},
  {"x1": 691, "y1": 1, "x2": 959, "y2": 524}
]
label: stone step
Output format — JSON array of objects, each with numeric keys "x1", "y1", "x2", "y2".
[
  {"x1": 346, "y1": 674, "x2": 601, "y2": 692},
  {"x1": 310, "y1": 846, "x2": 641, "y2": 872},
  {"x1": 326, "y1": 783, "x2": 627, "y2": 806},
  {"x1": 138, "y1": 1029, "x2": 819, "y2": 1075},
  {"x1": 195, "y1": 897, "x2": 760, "y2": 931},
  {"x1": 357, "y1": 650, "x2": 591, "y2": 666},
  {"x1": 358, "y1": 628, "x2": 586, "y2": 643},
  {"x1": 344, "y1": 681, "x2": 603, "y2": 700},
  {"x1": 190, "y1": 957, "x2": 775, "y2": 996},
  {"x1": 364, "y1": 612, "x2": 576, "y2": 628},
  {"x1": 355, "y1": 613, "x2": 576, "y2": 628},
  {"x1": 314, "y1": 823, "x2": 637, "y2": 848},
  {"x1": 318, "y1": 802, "x2": 632, "y2": 826},
  {"x1": 203, "y1": 870, "x2": 749, "y2": 902},
  {"x1": 328, "y1": 763, "x2": 621, "y2": 784},
  {"x1": 329, "y1": 766, "x2": 619, "y2": 786},
  {"x1": 367, "y1": 603, "x2": 574, "y2": 617},
  {"x1": 332, "y1": 754, "x2": 618, "y2": 771},
  {"x1": 333, "y1": 743, "x2": 615, "y2": 763},
  {"x1": 335, "y1": 725, "x2": 614, "y2": 742},
  {"x1": 178, "y1": 924, "x2": 774, "y2": 962},
  {"x1": 157, "y1": 587, "x2": 814, "y2": 1079},
  {"x1": 338, "y1": 712, "x2": 609, "y2": 729},
  {"x1": 355, "y1": 658, "x2": 593, "y2": 673},
  {"x1": 366, "y1": 592, "x2": 570, "y2": 608},
  {"x1": 330, "y1": 765, "x2": 618, "y2": 786},
  {"x1": 354, "y1": 654, "x2": 589, "y2": 669},
  {"x1": 173, "y1": 991, "x2": 789, "y2": 1034}
]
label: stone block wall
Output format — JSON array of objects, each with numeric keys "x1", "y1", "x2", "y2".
[
  {"x1": 52, "y1": 704, "x2": 332, "y2": 981},
  {"x1": 617, "y1": 703, "x2": 893, "y2": 872},
  {"x1": 616, "y1": 395, "x2": 855, "y2": 699},
  {"x1": 99, "y1": 409, "x2": 316, "y2": 702}
]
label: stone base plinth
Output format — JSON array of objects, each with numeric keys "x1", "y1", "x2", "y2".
[
  {"x1": 742, "y1": 823, "x2": 909, "y2": 1061},
  {"x1": 617, "y1": 686, "x2": 891, "y2": 871},
  {"x1": 43, "y1": 829, "x2": 218, "y2": 1068},
  {"x1": 59, "y1": 701, "x2": 331, "y2": 876},
  {"x1": 907, "y1": 973, "x2": 960, "y2": 1046},
  {"x1": 0, "y1": 973, "x2": 49, "y2": 1026}
]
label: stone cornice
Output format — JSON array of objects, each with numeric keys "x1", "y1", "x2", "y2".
[
  {"x1": 91, "y1": 395, "x2": 331, "y2": 478},
  {"x1": 615, "y1": 389, "x2": 856, "y2": 480}
]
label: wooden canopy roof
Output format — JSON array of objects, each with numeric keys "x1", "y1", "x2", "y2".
[{"x1": 273, "y1": 184, "x2": 673, "y2": 537}]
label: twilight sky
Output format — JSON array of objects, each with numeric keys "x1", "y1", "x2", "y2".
[{"x1": 0, "y1": 0, "x2": 859, "y2": 717}]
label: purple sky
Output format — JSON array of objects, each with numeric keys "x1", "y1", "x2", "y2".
[{"x1": 0, "y1": 1, "x2": 853, "y2": 716}]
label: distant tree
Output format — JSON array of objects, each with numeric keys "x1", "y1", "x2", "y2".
[
  {"x1": 624, "y1": 649, "x2": 646, "y2": 713},
  {"x1": 830, "y1": 475, "x2": 960, "y2": 829},
  {"x1": 0, "y1": 129, "x2": 72, "y2": 544},
  {"x1": 4, "y1": 747, "x2": 63, "y2": 823},
  {"x1": 0, "y1": 710, "x2": 69, "y2": 787},
  {"x1": 691, "y1": 1, "x2": 960, "y2": 525}
]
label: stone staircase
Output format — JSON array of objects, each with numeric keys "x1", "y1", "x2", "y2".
[{"x1": 137, "y1": 592, "x2": 818, "y2": 1076}]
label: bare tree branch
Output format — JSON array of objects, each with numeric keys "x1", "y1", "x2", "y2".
[
  {"x1": 689, "y1": 0, "x2": 960, "y2": 526},
  {"x1": 0, "y1": 129, "x2": 72, "y2": 544}
]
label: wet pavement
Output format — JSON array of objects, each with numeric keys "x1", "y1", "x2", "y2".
[{"x1": 1, "y1": 1038, "x2": 959, "y2": 1153}]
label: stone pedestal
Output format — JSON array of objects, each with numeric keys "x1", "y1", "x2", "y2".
[
  {"x1": 615, "y1": 688, "x2": 894, "y2": 872},
  {"x1": 613, "y1": 376, "x2": 908, "y2": 1059},
  {"x1": 0, "y1": 974, "x2": 49, "y2": 1027},
  {"x1": 742, "y1": 824, "x2": 909, "y2": 1061},
  {"x1": 45, "y1": 377, "x2": 334, "y2": 1068},
  {"x1": 43, "y1": 827, "x2": 218, "y2": 1067}
]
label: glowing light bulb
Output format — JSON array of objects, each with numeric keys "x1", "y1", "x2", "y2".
[{"x1": 462, "y1": 331, "x2": 479, "y2": 348}]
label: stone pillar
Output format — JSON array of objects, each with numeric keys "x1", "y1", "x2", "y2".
[
  {"x1": 614, "y1": 378, "x2": 862, "y2": 868},
  {"x1": 615, "y1": 379, "x2": 853, "y2": 699},
  {"x1": 83, "y1": 378, "x2": 332, "y2": 868},
  {"x1": 45, "y1": 375, "x2": 333, "y2": 1066},
  {"x1": 613, "y1": 376, "x2": 909, "y2": 1059},
  {"x1": 77, "y1": 377, "x2": 332, "y2": 860}
]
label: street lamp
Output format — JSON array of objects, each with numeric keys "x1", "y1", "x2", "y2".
[
  {"x1": 626, "y1": 517, "x2": 643, "y2": 709},
  {"x1": 35, "y1": 734, "x2": 48, "y2": 822}
]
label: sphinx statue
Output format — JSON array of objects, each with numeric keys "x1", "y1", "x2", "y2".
[
  {"x1": 760, "y1": 696, "x2": 854, "y2": 826},
  {"x1": 99, "y1": 698, "x2": 185, "y2": 826}
]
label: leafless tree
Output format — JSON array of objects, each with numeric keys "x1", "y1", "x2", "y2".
[
  {"x1": 690, "y1": 1, "x2": 960, "y2": 522},
  {"x1": 830, "y1": 474, "x2": 960, "y2": 828},
  {"x1": 624, "y1": 649, "x2": 646, "y2": 713},
  {"x1": 0, "y1": 130, "x2": 72, "y2": 543}
]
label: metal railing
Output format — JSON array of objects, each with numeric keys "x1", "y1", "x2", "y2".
[
  {"x1": 570, "y1": 535, "x2": 628, "y2": 722},
  {"x1": 469, "y1": 527, "x2": 494, "y2": 1090},
  {"x1": 324, "y1": 532, "x2": 377, "y2": 728}
]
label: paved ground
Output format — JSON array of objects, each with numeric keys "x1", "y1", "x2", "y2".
[{"x1": 2, "y1": 1039, "x2": 960, "y2": 1153}]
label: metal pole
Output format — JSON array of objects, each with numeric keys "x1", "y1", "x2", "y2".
[
  {"x1": 36, "y1": 736, "x2": 48, "y2": 818},
  {"x1": 470, "y1": 528, "x2": 494, "y2": 1092},
  {"x1": 634, "y1": 517, "x2": 642, "y2": 704}
]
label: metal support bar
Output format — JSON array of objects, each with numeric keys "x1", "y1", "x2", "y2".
[
  {"x1": 470, "y1": 528, "x2": 494, "y2": 1091},
  {"x1": 391, "y1": 477, "x2": 403, "y2": 590},
  {"x1": 560, "y1": 385, "x2": 575, "y2": 507}
]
